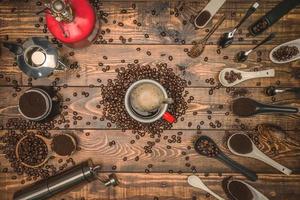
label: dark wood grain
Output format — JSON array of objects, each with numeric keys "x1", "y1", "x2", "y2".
[
  {"x1": 1, "y1": 129, "x2": 299, "y2": 173},
  {"x1": 1, "y1": 44, "x2": 299, "y2": 87},
  {"x1": 0, "y1": 86, "x2": 299, "y2": 130},
  {"x1": 0, "y1": 0, "x2": 300, "y2": 199},
  {"x1": 1, "y1": 173, "x2": 300, "y2": 200}
]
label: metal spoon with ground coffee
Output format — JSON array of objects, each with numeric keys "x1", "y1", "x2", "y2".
[{"x1": 194, "y1": 135, "x2": 257, "y2": 181}]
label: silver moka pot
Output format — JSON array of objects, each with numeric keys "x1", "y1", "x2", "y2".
[{"x1": 3, "y1": 37, "x2": 67, "y2": 79}]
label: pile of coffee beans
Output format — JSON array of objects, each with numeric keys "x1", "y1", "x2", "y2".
[
  {"x1": 195, "y1": 137, "x2": 220, "y2": 157},
  {"x1": 0, "y1": 129, "x2": 75, "y2": 181},
  {"x1": 17, "y1": 133, "x2": 48, "y2": 166},
  {"x1": 100, "y1": 63, "x2": 188, "y2": 135},
  {"x1": 272, "y1": 45, "x2": 299, "y2": 62},
  {"x1": 224, "y1": 70, "x2": 242, "y2": 84}
]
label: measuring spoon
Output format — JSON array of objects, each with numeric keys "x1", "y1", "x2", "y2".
[
  {"x1": 218, "y1": 2, "x2": 259, "y2": 48},
  {"x1": 15, "y1": 134, "x2": 77, "y2": 168},
  {"x1": 227, "y1": 133, "x2": 292, "y2": 175},
  {"x1": 265, "y1": 86, "x2": 300, "y2": 96},
  {"x1": 194, "y1": 135, "x2": 257, "y2": 181},
  {"x1": 232, "y1": 97, "x2": 299, "y2": 117},
  {"x1": 187, "y1": 175, "x2": 225, "y2": 200},
  {"x1": 218, "y1": 68, "x2": 275, "y2": 87},
  {"x1": 225, "y1": 179, "x2": 269, "y2": 200},
  {"x1": 235, "y1": 33, "x2": 275, "y2": 62}
]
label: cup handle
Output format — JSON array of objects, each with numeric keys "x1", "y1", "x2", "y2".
[{"x1": 163, "y1": 112, "x2": 175, "y2": 123}]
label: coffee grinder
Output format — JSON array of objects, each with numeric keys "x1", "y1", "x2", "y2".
[
  {"x1": 45, "y1": 0, "x2": 99, "y2": 48},
  {"x1": 13, "y1": 160, "x2": 119, "y2": 200}
]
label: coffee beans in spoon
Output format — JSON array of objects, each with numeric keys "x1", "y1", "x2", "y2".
[
  {"x1": 224, "y1": 70, "x2": 242, "y2": 84},
  {"x1": 272, "y1": 45, "x2": 299, "y2": 62}
]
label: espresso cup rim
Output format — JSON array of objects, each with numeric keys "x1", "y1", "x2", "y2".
[
  {"x1": 124, "y1": 79, "x2": 168, "y2": 123},
  {"x1": 18, "y1": 88, "x2": 52, "y2": 121}
]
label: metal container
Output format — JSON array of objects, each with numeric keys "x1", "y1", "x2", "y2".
[
  {"x1": 18, "y1": 87, "x2": 61, "y2": 121},
  {"x1": 13, "y1": 160, "x2": 118, "y2": 200},
  {"x1": 3, "y1": 37, "x2": 67, "y2": 79}
]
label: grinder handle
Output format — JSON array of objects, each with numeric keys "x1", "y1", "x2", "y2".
[{"x1": 3, "y1": 42, "x2": 23, "y2": 55}]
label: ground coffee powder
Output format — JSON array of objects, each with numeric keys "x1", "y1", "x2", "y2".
[
  {"x1": 195, "y1": 10, "x2": 211, "y2": 27},
  {"x1": 229, "y1": 134, "x2": 253, "y2": 154},
  {"x1": 19, "y1": 91, "x2": 48, "y2": 118},
  {"x1": 51, "y1": 134, "x2": 76, "y2": 156},
  {"x1": 228, "y1": 181, "x2": 253, "y2": 200},
  {"x1": 232, "y1": 98, "x2": 257, "y2": 117}
]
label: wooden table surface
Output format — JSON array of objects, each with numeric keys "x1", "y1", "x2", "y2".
[{"x1": 1, "y1": 0, "x2": 300, "y2": 199}]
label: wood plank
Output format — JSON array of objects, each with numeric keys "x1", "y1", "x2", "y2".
[
  {"x1": 1, "y1": 44, "x2": 300, "y2": 87},
  {"x1": 0, "y1": 87, "x2": 299, "y2": 130},
  {"x1": 1, "y1": 129, "x2": 299, "y2": 173},
  {"x1": 1, "y1": 172, "x2": 300, "y2": 200},
  {"x1": 0, "y1": 1, "x2": 300, "y2": 45}
]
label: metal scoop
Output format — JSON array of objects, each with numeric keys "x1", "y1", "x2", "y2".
[
  {"x1": 235, "y1": 33, "x2": 275, "y2": 62},
  {"x1": 218, "y1": 2, "x2": 259, "y2": 48}
]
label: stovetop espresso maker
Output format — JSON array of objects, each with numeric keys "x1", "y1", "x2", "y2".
[{"x1": 3, "y1": 37, "x2": 67, "y2": 79}]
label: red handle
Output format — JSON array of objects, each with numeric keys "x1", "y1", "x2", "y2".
[{"x1": 163, "y1": 112, "x2": 175, "y2": 123}]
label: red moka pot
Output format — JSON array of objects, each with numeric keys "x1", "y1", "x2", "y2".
[{"x1": 45, "y1": 0, "x2": 99, "y2": 48}]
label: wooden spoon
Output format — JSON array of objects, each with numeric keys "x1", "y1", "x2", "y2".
[
  {"x1": 15, "y1": 134, "x2": 76, "y2": 168},
  {"x1": 227, "y1": 133, "x2": 292, "y2": 175},
  {"x1": 269, "y1": 38, "x2": 300, "y2": 64},
  {"x1": 187, "y1": 175, "x2": 225, "y2": 200},
  {"x1": 219, "y1": 68, "x2": 275, "y2": 87},
  {"x1": 188, "y1": 15, "x2": 225, "y2": 58}
]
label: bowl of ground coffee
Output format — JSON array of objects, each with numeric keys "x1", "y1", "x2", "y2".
[
  {"x1": 18, "y1": 88, "x2": 52, "y2": 121},
  {"x1": 51, "y1": 134, "x2": 77, "y2": 156}
]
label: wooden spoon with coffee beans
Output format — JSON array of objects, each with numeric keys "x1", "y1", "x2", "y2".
[
  {"x1": 15, "y1": 134, "x2": 77, "y2": 168},
  {"x1": 227, "y1": 133, "x2": 292, "y2": 175}
]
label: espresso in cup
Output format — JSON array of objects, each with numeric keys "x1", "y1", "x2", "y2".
[{"x1": 125, "y1": 79, "x2": 175, "y2": 123}]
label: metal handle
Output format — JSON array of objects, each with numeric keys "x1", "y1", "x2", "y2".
[
  {"x1": 91, "y1": 166, "x2": 119, "y2": 187},
  {"x1": 3, "y1": 42, "x2": 24, "y2": 55},
  {"x1": 252, "y1": 33, "x2": 275, "y2": 51},
  {"x1": 235, "y1": 2, "x2": 259, "y2": 29}
]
